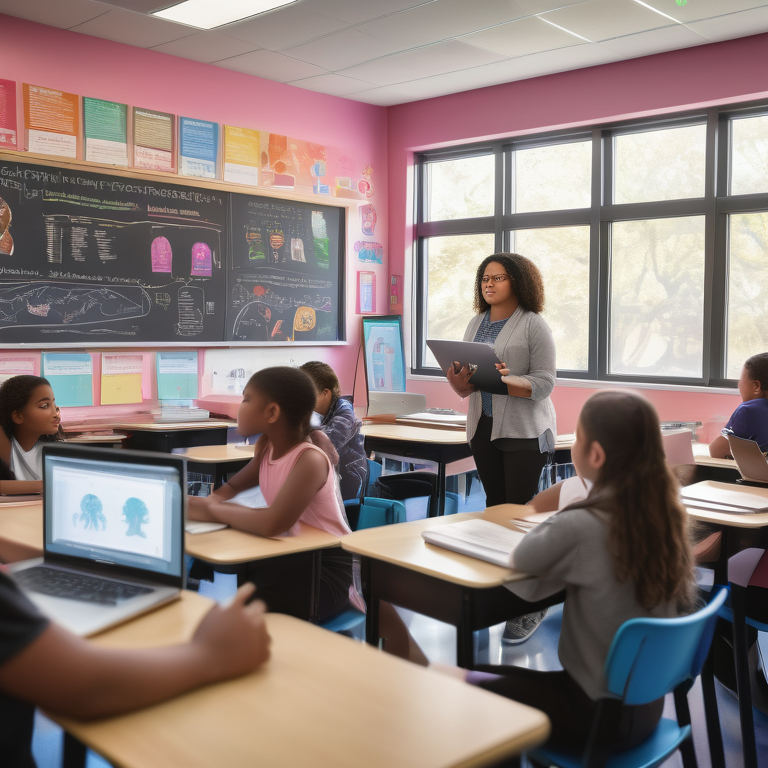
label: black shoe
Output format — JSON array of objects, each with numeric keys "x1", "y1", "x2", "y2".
[{"x1": 502, "y1": 609, "x2": 548, "y2": 645}]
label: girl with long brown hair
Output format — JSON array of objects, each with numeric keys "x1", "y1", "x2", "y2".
[{"x1": 453, "y1": 390, "x2": 696, "y2": 756}]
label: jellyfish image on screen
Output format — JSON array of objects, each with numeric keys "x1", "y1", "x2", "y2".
[
  {"x1": 75, "y1": 494, "x2": 107, "y2": 531},
  {"x1": 123, "y1": 497, "x2": 149, "y2": 538}
]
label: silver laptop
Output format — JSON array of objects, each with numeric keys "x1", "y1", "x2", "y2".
[
  {"x1": 367, "y1": 391, "x2": 427, "y2": 417},
  {"x1": 10, "y1": 444, "x2": 185, "y2": 636},
  {"x1": 727, "y1": 434, "x2": 768, "y2": 484}
]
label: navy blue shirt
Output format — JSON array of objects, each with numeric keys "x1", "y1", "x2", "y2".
[
  {"x1": 321, "y1": 397, "x2": 367, "y2": 502},
  {"x1": 722, "y1": 397, "x2": 768, "y2": 452},
  {"x1": 472, "y1": 313, "x2": 509, "y2": 417}
]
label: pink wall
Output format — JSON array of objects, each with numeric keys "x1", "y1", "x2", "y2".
[
  {"x1": 388, "y1": 34, "x2": 768, "y2": 436},
  {"x1": 0, "y1": 14, "x2": 388, "y2": 413}
]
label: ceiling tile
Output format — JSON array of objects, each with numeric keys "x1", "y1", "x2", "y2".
[
  {"x1": 461, "y1": 15, "x2": 589, "y2": 57},
  {"x1": 306, "y1": 0, "x2": 429, "y2": 26},
  {"x1": 343, "y1": 83, "x2": 429, "y2": 106},
  {"x1": 540, "y1": 0, "x2": 671, "y2": 42},
  {"x1": 68, "y1": 7, "x2": 191, "y2": 47},
  {"x1": 599, "y1": 23, "x2": 709, "y2": 56},
  {"x1": 151, "y1": 30, "x2": 260, "y2": 62},
  {"x1": 355, "y1": 0, "x2": 586, "y2": 49},
  {"x1": 283, "y1": 28, "x2": 411, "y2": 70},
  {"x1": 222, "y1": 5, "x2": 350, "y2": 50},
  {"x1": 0, "y1": 0, "x2": 109, "y2": 29},
  {"x1": 639, "y1": 0, "x2": 768, "y2": 24},
  {"x1": 686, "y1": 6, "x2": 768, "y2": 42},
  {"x1": 217, "y1": 49, "x2": 328, "y2": 81},
  {"x1": 288, "y1": 73, "x2": 377, "y2": 96},
  {"x1": 338, "y1": 40, "x2": 508, "y2": 86},
  {"x1": 99, "y1": 0, "x2": 170, "y2": 12}
]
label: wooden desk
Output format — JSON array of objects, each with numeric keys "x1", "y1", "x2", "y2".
[
  {"x1": 692, "y1": 442, "x2": 741, "y2": 483},
  {"x1": 56, "y1": 596, "x2": 549, "y2": 768},
  {"x1": 109, "y1": 419, "x2": 235, "y2": 453},
  {"x1": 0, "y1": 501, "x2": 43, "y2": 561},
  {"x1": 361, "y1": 423, "x2": 472, "y2": 517},
  {"x1": 342, "y1": 506, "x2": 562, "y2": 668},
  {"x1": 179, "y1": 444, "x2": 255, "y2": 488}
]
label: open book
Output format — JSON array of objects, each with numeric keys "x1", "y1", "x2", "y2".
[
  {"x1": 681, "y1": 481, "x2": 768, "y2": 515},
  {"x1": 422, "y1": 519, "x2": 527, "y2": 567}
]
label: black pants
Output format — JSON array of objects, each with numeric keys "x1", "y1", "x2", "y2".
[
  {"x1": 470, "y1": 414, "x2": 549, "y2": 506},
  {"x1": 470, "y1": 666, "x2": 664, "y2": 754}
]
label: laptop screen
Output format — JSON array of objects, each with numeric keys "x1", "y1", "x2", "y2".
[{"x1": 43, "y1": 448, "x2": 184, "y2": 579}]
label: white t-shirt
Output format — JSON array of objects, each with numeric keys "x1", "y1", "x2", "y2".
[
  {"x1": 557, "y1": 475, "x2": 592, "y2": 510},
  {"x1": 9, "y1": 438, "x2": 43, "y2": 481}
]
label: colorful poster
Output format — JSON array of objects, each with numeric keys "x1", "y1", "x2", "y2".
[
  {"x1": 357, "y1": 271, "x2": 376, "y2": 314},
  {"x1": 42, "y1": 352, "x2": 93, "y2": 407},
  {"x1": 0, "y1": 355, "x2": 37, "y2": 385},
  {"x1": 179, "y1": 116, "x2": 218, "y2": 179},
  {"x1": 133, "y1": 107, "x2": 174, "y2": 172},
  {"x1": 355, "y1": 240, "x2": 384, "y2": 264},
  {"x1": 23, "y1": 83, "x2": 79, "y2": 158},
  {"x1": 0, "y1": 80, "x2": 18, "y2": 149},
  {"x1": 362, "y1": 316, "x2": 406, "y2": 393},
  {"x1": 259, "y1": 132, "x2": 294, "y2": 189},
  {"x1": 390, "y1": 275, "x2": 403, "y2": 315},
  {"x1": 223, "y1": 125, "x2": 259, "y2": 186},
  {"x1": 101, "y1": 353, "x2": 143, "y2": 405},
  {"x1": 360, "y1": 204, "x2": 377, "y2": 235},
  {"x1": 156, "y1": 351, "x2": 198, "y2": 400},
  {"x1": 83, "y1": 97, "x2": 128, "y2": 166}
]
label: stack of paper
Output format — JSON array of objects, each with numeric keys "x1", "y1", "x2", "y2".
[
  {"x1": 681, "y1": 481, "x2": 768, "y2": 515},
  {"x1": 422, "y1": 519, "x2": 525, "y2": 567},
  {"x1": 151, "y1": 405, "x2": 210, "y2": 422},
  {"x1": 398, "y1": 411, "x2": 467, "y2": 429}
]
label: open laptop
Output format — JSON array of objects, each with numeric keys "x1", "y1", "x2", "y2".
[
  {"x1": 727, "y1": 434, "x2": 768, "y2": 484},
  {"x1": 9, "y1": 443, "x2": 185, "y2": 636}
]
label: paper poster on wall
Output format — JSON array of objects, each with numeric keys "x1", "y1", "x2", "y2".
[
  {"x1": 42, "y1": 352, "x2": 93, "y2": 407},
  {"x1": 133, "y1": 107, "x2": 175, "y2": 172},
  {"x1": 156, "y1": 351, "x2": 198, "y2": 400},
  {"x1": 0, "y1": 355, "x2": 37, "y2": 385},
  {"x1": 357, "y1": 271, "x2": 376, "y2": 314},
  {"x1": 101, "y1": 353, "x2": 143, "y2": 405},
  {"x1": 83, "y1": 97, "x2": 128, "y2": 166},
  {"x1": 358, "y1": 165, "x2": 374, "y2": 197},
  {"x1": 360, "y1": 204, "x2": 376, "y2": 235},
  {"x1": 390, "y1": 275, "x2": 403, "y2": 315},
  {"x1": 223, "y1": 125, "x2": 259, "y2": 186},
  {"x1": 179, "y1": 116, "x2": 218, "y2": 179},
  {"x1": 0, "y1": 79, "x2": 18, "y2": 149},
  {"x1": 23, "y1": 83, "x2": 79, "y2": 158},
  {"x1": 362, "y1": 315, "x2": 406, "y2": 393},
  {"x1": 355, "y1": 240, "x2": 383, "y2": 264},
  {"x1": 259, "y1": 132, "x2": 294, "y2": 189}
]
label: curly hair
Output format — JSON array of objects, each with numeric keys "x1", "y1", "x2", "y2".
[
  {"x1": 473, "y1": 253, "x2": 545, "y2": 314},
  {"x1": 0, "y1": 375, "x2": 62, "y2": 441},
  {"x1": 744, "y1": 352, "x2": 768, "y2": 392},
  {"x1": 299, "y1": 361, "x2": 341, "y2": 402}
]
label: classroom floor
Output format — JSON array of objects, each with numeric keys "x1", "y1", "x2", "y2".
[{"x1": 30, "y1": 479, "x2": 768, "y2": 767}]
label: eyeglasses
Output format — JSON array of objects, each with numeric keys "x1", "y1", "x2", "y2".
[{"x1": 481, "y1": 274, "x2": 509, "y2": 284}]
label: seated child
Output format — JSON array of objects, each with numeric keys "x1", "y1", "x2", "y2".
[
  {"x1": 0, "y1": 375, "x2": 62, "y2": 494},
  {"x1": 0, "y1": 578, "x2": 269, "y2": 768},
  {"x1": 300, "y1": 361, "x2": 367, "y2": 501},
  {"x1": 710, "y1": 352, "x2": 768, "y2": 458}
]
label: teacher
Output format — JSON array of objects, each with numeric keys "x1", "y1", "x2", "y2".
[{"x1": 447, "y1": 253, "x2": 557, "y2": 507}]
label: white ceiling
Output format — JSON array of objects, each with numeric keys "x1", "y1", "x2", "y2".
[{"x1": 2, "y1": 0, "x2": 768, "y2": 106}]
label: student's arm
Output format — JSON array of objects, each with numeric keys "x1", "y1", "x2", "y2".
[
  {"x1": 0, "y1": 479, "x2": 42, "y2": 495},
  {"x1": 192, "y1": 449, "x2": 330, "y2": 538},
  {"x1": 708, "y1": 435, "x2": 732, "y2": 459},
  {"x1": 0, "y1": 584, "x2": 270, "y2": 720},
  {"x1": 511, "y1": 512, "x2": 582, "y2": 578},
  {"x1": 500, "y1": 317, "x2": 557, "y2": 400},
  {"x1": 321, "y1": 408, "x2": 356, "y2": 453},
  {"x1": 310, "y1": 429, "x2": 339, "y2": 467},
  {"x1": 528, "y1": 482, "x2": 562, "y2": 513}
]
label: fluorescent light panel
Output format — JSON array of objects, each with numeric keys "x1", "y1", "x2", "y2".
[
  {"x1": 630, "y1": 0, "x2": 681, "y2": 24},
  {"x1": 153, "y1": 0, "x2": 297, "y2": 29},
  {"x1": 537, "y1": 16, "x2": 592, "y2": 43}
]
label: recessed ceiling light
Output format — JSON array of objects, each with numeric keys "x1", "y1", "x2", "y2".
[
  {"x1": 630, "y1": 0, "x2": 681, "y2": 24},
  {"x1": 153, "y1": 0, "x2": 298, "y2": 30},
  {"x1": 537, "y1": 16, "x2": 592, "y2": 43}
]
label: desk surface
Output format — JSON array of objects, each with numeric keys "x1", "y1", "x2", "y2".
[
  {"x1": 180, "y1": 444, "x2": 255, "y2": 463},
  {"x1": 56, "y1": 597, "x2": 549, "y2": 768},
  {"x1": 342, "y1": 507, "x2": 531, "y2": 587},
  {"x1": 110, "y1": 419, "x2": 234, "y2": 432},
  {"x1": 692, "y1": 442, "x2": 739, "y2": 470},
  {"x1": 362, "y1": 423, "x2": 469, "y2": 445}
]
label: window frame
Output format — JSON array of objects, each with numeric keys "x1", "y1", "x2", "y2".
[{"x1": 413, "y1": 99, "x2": 768, "y2": 388}]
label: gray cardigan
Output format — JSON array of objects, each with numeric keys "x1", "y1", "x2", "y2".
[{"x1": 463, "y1": 308, "x2": 557, "y2": 448}]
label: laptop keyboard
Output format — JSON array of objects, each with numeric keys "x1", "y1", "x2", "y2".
[{"x1": 15, "y1": 566, "x2": 153, "y2": 606}]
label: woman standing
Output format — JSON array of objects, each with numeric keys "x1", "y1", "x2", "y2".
[{"x1": 447, "y1": 253, "x2": 557, "y2": 642}]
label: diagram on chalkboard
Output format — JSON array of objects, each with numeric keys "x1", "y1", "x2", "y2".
[
  {"x1": 175, "y1": 284, "x2": 204, "y2": 336},
  {"x1": 0, "y1": 282, "x2": 151, "y2": 329}
]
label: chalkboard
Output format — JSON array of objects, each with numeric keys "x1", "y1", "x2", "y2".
[
  {"x1": 0, "y1": 159, "x2": 228, "y2": 343},
  {"x1": 227, "y1": 193, "x2": 344, "y2": 343}
]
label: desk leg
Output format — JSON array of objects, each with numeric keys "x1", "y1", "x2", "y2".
[
  {"x1": 456, "y1": 591, "x2": 474, "y2": 669},
  {"x1": 310, "y1": 550, "x2": 322, "y2": 623},
  {"x1": 62, "y1": 732, "x2": 87, "y2": 768},
  {"x1": 361, "y1": 557, "x2": 379, "y2": 647},
  {"x1": 428, "y1": 462, "x2": 447, "y2": 518}
]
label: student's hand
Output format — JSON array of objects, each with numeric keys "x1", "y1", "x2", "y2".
[
  {"x1": 187, "y1": 495, "x2": 214, "y2": 520},
  {"x1": 495, "y1": 362, "x2": 510, "y2": 377},
  {"x1": 446, "y1": 361, "x2": 476, "y2": 398},
  {"x1": 193, "y1": 583, "x2": 271, "y2": 681}
]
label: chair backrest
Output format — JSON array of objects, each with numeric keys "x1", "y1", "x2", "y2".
[
  {"x1": 604, "y1": 587, "x2": 727, "y2": 706},
  {"x1": 356, "y1": 497, "x2": 407, "y2": 530},
  {"x1": 661, "y1": 429, "x2": 695, "y2": 466},
  {"x1": 727, "y1": 435, "x2": 768, "y2": 483},
  {"x1": 366, "y1": 458, "x2": 382, "y2": 496}
]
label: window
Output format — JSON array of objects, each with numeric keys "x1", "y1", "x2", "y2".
[{"x1": 415, "y1": 103, "x2": 768, "y2": 387}]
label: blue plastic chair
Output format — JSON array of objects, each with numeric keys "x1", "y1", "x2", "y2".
[
  {"x1": 356, "y1": 497, "x2": 407, "y2": 529},
  {"x1": 528, "y1": 587, "x2": 728, "y2": 768}
]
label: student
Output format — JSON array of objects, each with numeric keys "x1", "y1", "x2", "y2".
[
  {"x1": 709, "y1": 352, "x2": 768, "y2": 458},
  {"x1": 299, "y1": 361, "x2": 367, "y2": 502},
  {"x1": 188, "y1": 366, "x2": 355, "y2": 620},
  {"x1": 0, "y1": 376, "x2": 62, "y2": 495},
  {"x1": 438, "y1": 390, "x2": 696, "y2": 757},
  {"x1": 0, "y1": 578, "x2": 269, "y2": 768}
]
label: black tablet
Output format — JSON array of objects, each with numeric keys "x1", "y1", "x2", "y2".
[{"x1": 426, "y1": 339, "x2": 508, "y2": 396}]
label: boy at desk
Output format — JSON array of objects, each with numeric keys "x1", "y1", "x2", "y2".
[{"x1": 709, "y1": 352, "x2": 768, "y2": 458}]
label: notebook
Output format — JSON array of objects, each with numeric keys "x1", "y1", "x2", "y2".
[
  {"x1": 727, "y1": 435, "x2": 768, "y2": 484},
  {"x1": 680, "y1": 480, "x2": 768, "y2": 515},
  {"x1": 10, "y1": 444, "x2": 184, "y2": 637},
  {"x1": 422, "y1": 519, "x2": 526, "y2": 567}
]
